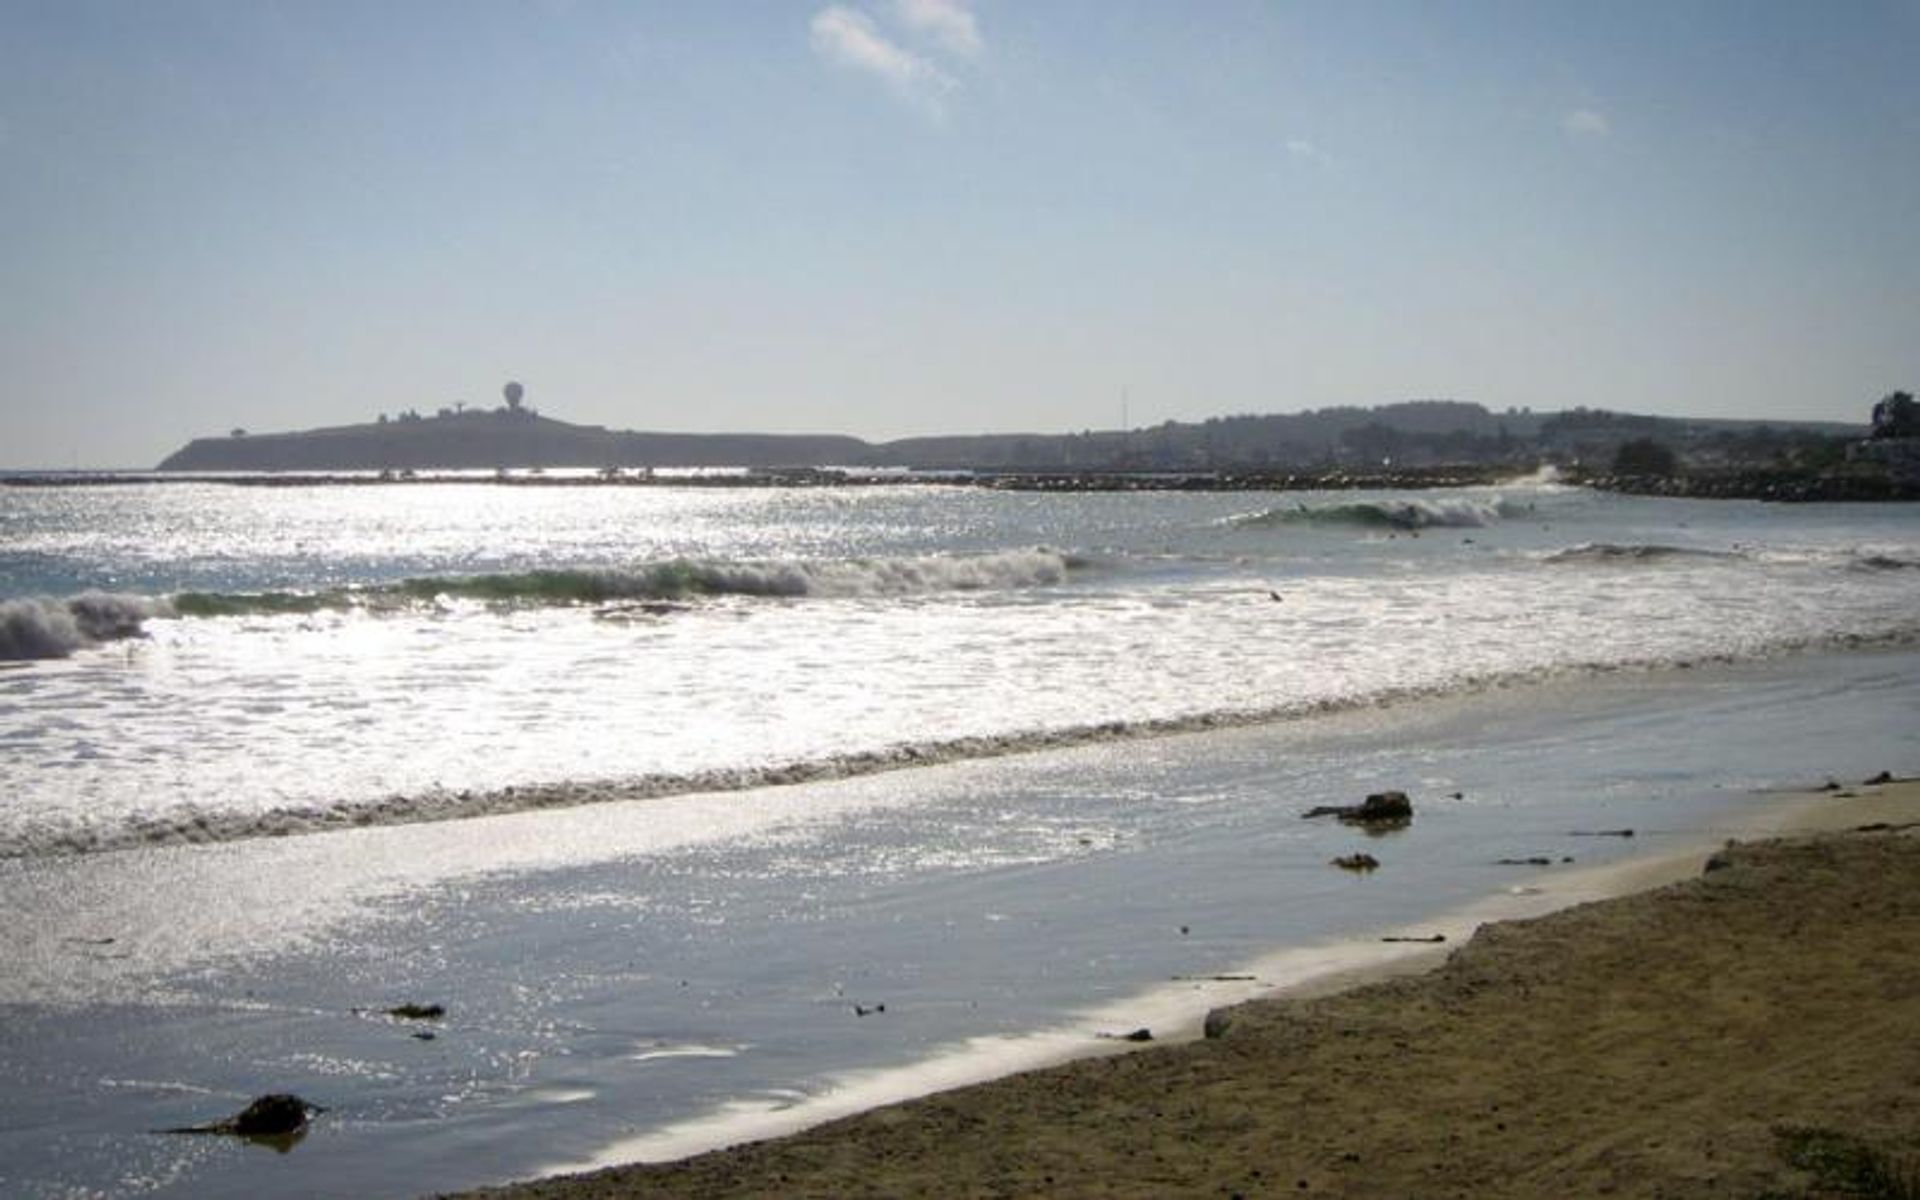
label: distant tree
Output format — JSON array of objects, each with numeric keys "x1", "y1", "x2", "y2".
[
  {"x1": 1612, "y1": 438, "x2": 1678, "y2": 476},
  {"x1": 1340, "y1": 421, "x2": 1403, "y2": 460},
  {"x1": 1871, "y1": 390, "x2": 1917, "y2": 439},
  {"x1": 1543, "y1": 408, "x2": 1661, "y2": 437}
]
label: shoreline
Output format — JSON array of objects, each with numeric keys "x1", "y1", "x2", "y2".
[
  {"x1": 3, "y1": 464, "x2": 1529, "y2": 492},
  {"x1": 9, "y1": 649, "x2": 1916, "y2": 1199},
  {"x1": 450, "y1": 776, "x2": 1919, "y2": 1198},
  {"x1": 508, "y1": 767, "x2": 1910, "y2": 1180},
  {"x1": 21, "y1": 643, "x2": 1920, "y2": 859},
  {"x1": 8, "y1": 466, "x2": 1917, "y2": 502}
]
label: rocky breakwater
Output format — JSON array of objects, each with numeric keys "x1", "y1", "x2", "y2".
[
  {"x1": 974, "y1": 466, "x2": 1525, "y2": 493},
  {"x1": 1302, "y1": 789, "x2": 1415, "y2": 828},
  {"x1": 1575, "y1": 467, "x2": 1920, "y2": 502}
]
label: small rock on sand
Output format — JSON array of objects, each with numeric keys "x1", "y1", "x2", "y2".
[
  {"x1": 1303, "y1": 791, "x2": 1414, "y2": 826},
  {"x1": 1098, "y1": 1028, "x2": 1154, "y2": 1042},
  {"x1": 164, "y1": 1093, "x2": 320, "y2": 1138}
]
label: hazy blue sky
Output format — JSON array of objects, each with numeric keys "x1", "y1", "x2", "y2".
[{"x1": 4, "y1": 1, "x2": 1916, "y2": 467}]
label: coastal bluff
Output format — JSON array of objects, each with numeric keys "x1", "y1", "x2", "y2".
[{"x1": 157, "y1": 409, "x2": 870, "y2": 472}]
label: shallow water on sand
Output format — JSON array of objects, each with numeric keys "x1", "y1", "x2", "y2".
[{"x1": 0, "y1": 648, "x2": 1913, "y2": 1198}]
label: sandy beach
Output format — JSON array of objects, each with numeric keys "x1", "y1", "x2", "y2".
[{"x1": 450, "y1": 778, "x2": 1920, "y2": 1199}]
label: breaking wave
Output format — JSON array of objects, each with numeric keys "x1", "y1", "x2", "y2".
[
  {"x1": 174, "y1": 549, "x2": 1083, "y2": 617},
  {"x1": 1544, "y1": 543, "x2": 1746, "y2": 565},
  {"x1": 15, "y1": 622, "x2": 1919, "y2": 859},
  {"x1": 1851, "y1": 552, "x2": 1920, "y2": 572},
  {"x1": 7, "y1": 551, "x2": 1084, "y2": 656},
  {"x1": 0, "y1": 593, "x2": 171, "y2": 662},
  {"x1": 1228, "y1": 496, "x2": 1526, "y2": 532}
]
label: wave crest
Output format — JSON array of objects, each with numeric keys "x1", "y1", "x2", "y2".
[
  {"x1": 1851, "y1": 552, "x2": 1920, "y2": 572},
  {"x1": 1229, "y1": 496, "x2": 1522, "y2": 532},
  {"x1": 1545, "y1": 543, "x2": 1744, "y2": 565},
  {"x1": 0, "y1": 593, "x2": 170, "y2": 661},
  {"x1": 172, "y1": 549, "x2": 1081, "y2": 618}
]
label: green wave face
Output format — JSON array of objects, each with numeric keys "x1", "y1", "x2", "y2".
[
  {"x1": 394, "y1": 570, "x2": 657, "y2": 604},
  {"x1": 171, "y1": 573, "x2": 668, "y2": 616},
  {"x1": 1300, "y1": 502, "x2": 1423, "y2": 530},
  {"x1": 164, "y1": 551, "x2": 1077, "y2": 618},
  {"x1": 1233, "y1": 499, "x2": 1499, "y2": 532},
  {"x1": 170, "y1": 590, "x2": 346, "y2": 617}
]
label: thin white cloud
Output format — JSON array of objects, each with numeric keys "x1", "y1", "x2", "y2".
[
  {"x1": 1285, "y1": 138, "x2": 1327, "y2": 162},
  {"x1": 894, "y1": 0, "x2": 982, "y2": 57},
  {"x1": 810, "y1": 5, "x2": 955, "y2": 111},
  {"x1": 1562, "y1": 108, "x2": 1611, "y2": 138}
]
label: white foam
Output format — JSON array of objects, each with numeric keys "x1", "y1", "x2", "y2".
[
  {"x1": 663, "y1": 547, "x2": 1074, "y2": 598},
  {"x1": 6, "y1": 484, "x2": 1919, "y2": 861},
  {"x1": 0, "y1": 592, "x2": 169, "y2": 661}
]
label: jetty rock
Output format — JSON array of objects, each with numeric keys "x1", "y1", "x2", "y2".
[
  {"x1": 1303, "y1": 790, "x2": 1414, "y2": 826},
  {"x1": 164, "y1": 1093, "x2": 322, "y2": 1139}
]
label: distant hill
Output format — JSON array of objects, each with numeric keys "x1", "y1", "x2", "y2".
[
  {"x1": 157, "y1": 399, "x2": 1869, "y2": 473},
  {"x1": 158, "y1": 408, "x2": 871, "y2": 472}
]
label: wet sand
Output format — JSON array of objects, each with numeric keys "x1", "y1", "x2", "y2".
[{"x1": 449, "y1": 779, "x2": 1920, "y2": 1198}]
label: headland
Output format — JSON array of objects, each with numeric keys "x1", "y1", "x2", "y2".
[
  {"x1": 156, "y1": 406, "x2": 871, "y2": 473},
  {"x1": 153, "y1": 391, "x2": 1904, "y2": 497}
]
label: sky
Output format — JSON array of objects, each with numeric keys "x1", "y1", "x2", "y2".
[{"x1": 3, "y1": 1, "x2": 1917, "y2": 467}]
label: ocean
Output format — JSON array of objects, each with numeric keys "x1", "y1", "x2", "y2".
[{"x1": 1, "y1": 474, "x2": 1917, "y2": 1197}]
